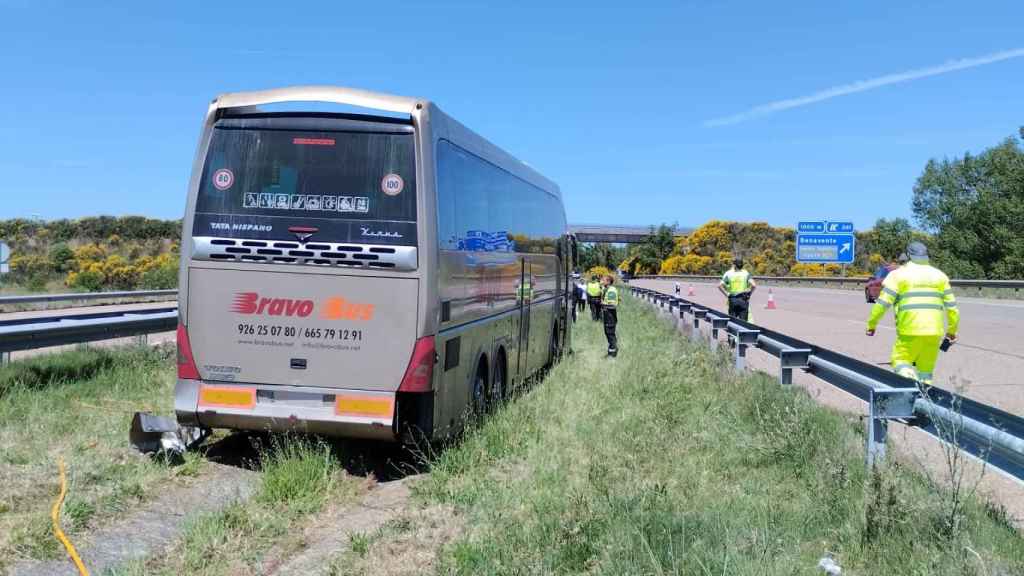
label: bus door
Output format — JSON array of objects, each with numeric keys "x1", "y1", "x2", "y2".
[{"x1": 516, "y1": 258, "x2": 532, "y2": 382}]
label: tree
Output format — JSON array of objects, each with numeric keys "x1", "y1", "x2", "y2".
[
  {"x1": 577, "y1": 242, "x2": 627, "y2": 274},
  {"x1": 912, "y1": 130, "x2": 1024, "y2": 279},
  {"x1": 631, "y1": 224, "x2": 677, "y2": 275},
  {"x1": 869, "y1": 218, "x2": 914, "y2": 261}
]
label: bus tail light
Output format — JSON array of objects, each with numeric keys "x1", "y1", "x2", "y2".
[
  {"x1": 177, "y1": 323, "x2": 200, "y2": 380},
  {"x1": 398, "y1": 336, "x2": 435, "y2": 392}
]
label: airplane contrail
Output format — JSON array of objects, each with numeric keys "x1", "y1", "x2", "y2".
[{"x1": 704, "y1": 47, "x2": 1024, "y2": 127}]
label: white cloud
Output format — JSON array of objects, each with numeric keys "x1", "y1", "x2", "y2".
[{"x1": 705, "y1": 47, "x2": 1024, "y2": 127}]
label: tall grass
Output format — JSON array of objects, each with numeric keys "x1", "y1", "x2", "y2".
[
  {"x1": 422, "y1": 294, "x2": 1024, "y2": 575},
  {"x1": 0, "y1": 344, "x2": 179, "y2": 568}
]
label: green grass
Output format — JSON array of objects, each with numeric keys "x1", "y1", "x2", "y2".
[
  {"x1": 418, "y1": 293, "x2": 1024, "y2": 575},
  {"x1": 0, "y1": 344, "x2": 184, "y2": 569},
  {"x1": 0, "y1": 347, "x2": 127, "y2": 397},
  {"x1": 109, "y1": 436, "x2": 364, "y2": 576}
]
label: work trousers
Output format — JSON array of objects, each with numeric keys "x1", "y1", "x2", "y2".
[
  {"x1": 589, "y1": 298, "x2": 602, "y2": 321},
  {"x1": 603, "y1": 307, "x2": 618, "y2": 356},
  {"x1": 727, "y1": 294, "x2": 750, "y2": 322},
  {"x1": 891, "y1": 334, "x2": 943, "y2": 386},
  {"x1": 577, "y1": 291, "x2": 587, "y2": 312}
]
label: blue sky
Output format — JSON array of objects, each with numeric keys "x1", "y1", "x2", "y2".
[{"x1": 1, "y1": 0, "x2": 1022, "y2": 230}]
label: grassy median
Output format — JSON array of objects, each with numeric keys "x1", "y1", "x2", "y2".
[
  {"x1": 420, "y1": 292, "x2": 1024, "y2": 575},
  {"x1": 0, "y1": 345, "x2": 189, "y2": 570}
]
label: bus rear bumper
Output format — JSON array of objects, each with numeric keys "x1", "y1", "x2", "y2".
[{"x1": 175, "y1": 379, "x2": 397, "y2": 441}]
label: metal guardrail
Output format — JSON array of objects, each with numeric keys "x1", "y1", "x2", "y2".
[
  {"x1": 639, "y1": 274, "x2": 1024, "y2": 292},
  {"x1": 0, "y1": 306, "x2": 177, "y2": 329},
  {"x1": 630, "y1": 285, "x2": 1024, "y2": 482},
  {"x1": 0, "y1": 308, "x2": 178, "y2": 363},
  {"x1": 0, "y1": 289, "x2": 178, "y2": 306}
]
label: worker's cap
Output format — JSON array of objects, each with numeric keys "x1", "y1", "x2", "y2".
[
  {"x1": 906, "y1": 241, "x2": 929, "y2": 262},
  {"x1": 897, "y1": 252, "x2": 909, "y2": 264}
]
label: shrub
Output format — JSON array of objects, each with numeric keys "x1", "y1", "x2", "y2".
[
  {"x1": 138, "y1": 254, "x2": 179, "y2": 289},
  {"x1": 9, "y1": 255, "x2": 53, "y2": 291},
  {"x1": 66, "y1": 267, "x2": 105, "y2": 292},
  {"x1": 48, "y1": 243, "x2": 76, "y2": 273}
]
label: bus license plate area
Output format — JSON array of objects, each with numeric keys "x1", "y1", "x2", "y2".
[
  {"x1": 194, "y1": 383, "x2": 394, "y2": 426},
  {"x1": 198, "y1": 385, "x2": 256, "y2": 409}
]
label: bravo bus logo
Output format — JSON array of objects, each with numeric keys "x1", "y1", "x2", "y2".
[{"x1": 232, "y1": 292, "x2": 374, "y2": 320}]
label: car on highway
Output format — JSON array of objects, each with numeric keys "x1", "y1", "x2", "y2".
[{"x1": 865, "y1": 263, "x2": 898, "y2": 303}]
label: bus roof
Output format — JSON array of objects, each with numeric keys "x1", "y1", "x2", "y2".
[
  {"x1": 209, "y1": 85, "x2": 561, "y2": 203},
  {"x1": 212, "y1": 85, "x2": 425, "y2": 116}
]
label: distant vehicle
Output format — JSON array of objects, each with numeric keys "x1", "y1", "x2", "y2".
[
  {"x1": 175, "y1": 86, "x2": 572, "y2": 443},
  {"x1": 865, "y1": 263, "x2": 898, "y2": 303}
]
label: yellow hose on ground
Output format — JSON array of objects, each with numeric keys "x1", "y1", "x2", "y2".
[{"x1": 51, "y1": 457, "x2": 90, "y2": 576}]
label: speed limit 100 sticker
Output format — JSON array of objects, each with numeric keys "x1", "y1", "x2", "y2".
[
  {"x1": 381, "y1": 173, "x2": 404, "y2": 196},
  {"x1": 212, "y1": 168, "x2": 235, "y2": 190}
]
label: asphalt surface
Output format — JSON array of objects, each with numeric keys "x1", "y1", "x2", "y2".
[{"x1": 634, "y1": 279, "x2": 1024, "y2": 417}]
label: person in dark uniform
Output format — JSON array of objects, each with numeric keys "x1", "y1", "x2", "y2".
[{"x1": 601, "y1": 274, "x2": 619, "y2": 357}]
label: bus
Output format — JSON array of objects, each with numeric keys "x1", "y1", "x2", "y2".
[{"x1": 175, "y1": 86, "x2": 574, "y2": 442}]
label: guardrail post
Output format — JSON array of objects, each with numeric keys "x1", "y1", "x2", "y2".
[
  {"x1": 866, "y1": 405, "x2": 887, "y2": 467},
  {"x1": 691, "y1": 309, "x2": 707, "y2": 342},
  {"x1": 135, "y1": 334, "x2": 148, "y2": 346},
  {"x1": 676, "y1": 302, "x2": 691, "y2": 335},
  {"x1": 865, "y1": 388, "x2": 917, "y2": 469},
  {"x1": 708, "y1": 315, "x2": 729, "y2": 350},
  {"x1": 733, "y1": 328, "x2": 760, "y2": 370},
  {"x1": 779, "y1": 348, "x2": 812, "y2": 385},
  {"x1": 0, "y1": 351, "x2": 9, "y2": 366}
]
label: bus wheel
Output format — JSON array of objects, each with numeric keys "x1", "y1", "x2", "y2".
[
  {"x1": 471, "y1": 360, "x2": 488, "y2": 417},
  {"x1": 489, "y1": 353, "x2": 506, "y2": 409},
  {"x1": 549, "y1": 322, "x2": 563, "y2": 366}
]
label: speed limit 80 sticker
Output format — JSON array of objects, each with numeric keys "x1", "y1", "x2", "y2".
[{"x1": 212, "y1": 168, "x2": 235, "y2": 190}]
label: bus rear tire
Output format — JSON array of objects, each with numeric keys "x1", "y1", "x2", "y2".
[
  {"x1": 471, "y1": 359, "x2": 489, "y2": 417},
  {"x1": 548, "y1": 321, "x2": 562, "y2": 368},
  {"x1": 489, "y1": 352, "x2": 506, "y2": 409}
]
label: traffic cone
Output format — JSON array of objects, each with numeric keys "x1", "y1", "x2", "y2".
[
  {"x1": 765, "y1": 288, "x2": 777, "y2": 310},
  {"x1": 687, "y1": 284, "x2": 695, "y2": 296}
]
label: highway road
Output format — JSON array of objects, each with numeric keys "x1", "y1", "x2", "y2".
[{"x1": 633, "y1": 278, "x2": 1024, "y2": 418}]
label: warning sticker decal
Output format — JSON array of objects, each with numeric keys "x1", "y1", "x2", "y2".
[{"x1": 236, "y1": 193, "x2": 373, "y2": 215}]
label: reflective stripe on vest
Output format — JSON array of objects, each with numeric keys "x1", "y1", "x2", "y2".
[
  {"x1": 602, "y1": 286, "x2": 619, "y2": 307},
  {"x1": 889, "y1": 263, "x2": 951, "y2": 336}
]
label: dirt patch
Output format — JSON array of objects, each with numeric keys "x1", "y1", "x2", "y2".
[
  {"x1": 324, "y1": 503, "x2": 462, "y2": 576},
  {"x1": 261, "y1": 475, "x2": 458, "y2": 576},
  {"x1": 10, "y1": 462, "x2": 257, "y2": 576}
]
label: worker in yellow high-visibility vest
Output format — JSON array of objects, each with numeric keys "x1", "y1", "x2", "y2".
[
  {"x1": 866, "y1": 242, "x2": 960, "y2": 387},
  {"x1": 718, "y1": 258, "x2": 756, "y2": 321},
  {"x1": 586, "y1": 277, "x2": 603, "y2": 321},
  {"x1": 601, "y1": 274, "x2": 619, "y2": 357}
]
